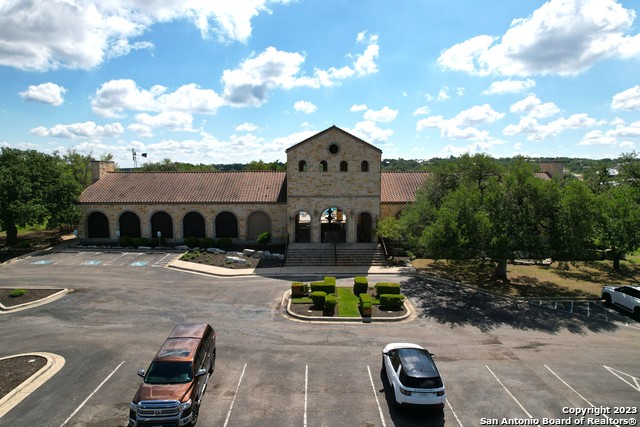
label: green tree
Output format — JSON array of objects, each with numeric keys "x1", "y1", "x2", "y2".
[
  {"x1": 595, "y1": 185, "x2": 640, "y2": 269},
  {"x1": 0, "y1": 148, "x2": 82, "y2": 245},
  {"x1": 61, "y1": 149, "x2": 93, "y2": 188}
]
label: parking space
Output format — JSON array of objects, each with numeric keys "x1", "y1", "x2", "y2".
[
  {"x1": 14, "y1": 250, "x2": 180, "y2": 269},
  {"x1": 530, "y1": 299, "x2": 640, "y2": 326}
]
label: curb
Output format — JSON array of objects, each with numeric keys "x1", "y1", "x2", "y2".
[
  {"x1": 282, "y1": 289, "x2": 416, "y2": 324},
  {"x1": 0, "y1": 289, "x2": 71, "y2": 314},
  {"x1": 0, "y1": 352, "x2": 65, "y2": 419}
]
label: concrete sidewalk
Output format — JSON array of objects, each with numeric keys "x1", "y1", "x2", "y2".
[{"x1": 168, "y1": 259, "x2": 416, "y2": 277}]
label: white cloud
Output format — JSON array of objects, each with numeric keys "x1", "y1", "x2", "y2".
[
  {"x1": 364, "y1": 106, "x2": 398, "y2": 123},
  {"x1": 91, "y1": 79, "x2": 223, "y2": 118},
  {"x1": 416, "y1": 104, "x2": 504, "y2": 142},
  {"x1": 438, "y1": 0, "x2": 640, "y2": 76},
  {"x1": 348, "y1": 121, "x2": 394, "y2": 145},
  {"x1": 503, "y1": 113, "x2": 601, "y2": 141},
  {"x1": 483, "y1": 78, "x2": 536, "y2": 95},
  {"x1": 0, "y1": 0, "x2": 288, "y2": 71},
  {"x1": 128, "y1": 123, "x2": 154, "y2": 138},
  {"x1": 293, "y1": 100, "x2": 317, "y2": 114},
  {"x1": 221, "y1": 36, "x2": 379, "y2": 107},
  {"x1": 19, "y1": 83, "x2": 67, "y2": 106},
  {"x1": 134, "y1": 111, "x2": 195, "y2": 132},
  {"x1": 611, "y1": 85, "x2": 640, "y2": 110},
  {"x1": 235, "y1": 122, "x2": 258, "y2": 132},
  {"x1": 413, "y1": 106, "x2": 430, "y2": 116},
  {"x1": 510, "y1": 94, "x2": 560, "y2": 118},
  {"x1": 425, "y1": 86, "x2": 451, "y2": 102},
  {"x1": 30, "y1": 121, "x2": 124, "y2": 140},
  {"x1": 442, "y1": 141, "x2": 495, "y2": 156},
  {"x1": 578, "y1": 130, "x2": 617, "y2": 145},
  {"x1": 350, "y1": 104, "x2": 368, "y2": 112}
]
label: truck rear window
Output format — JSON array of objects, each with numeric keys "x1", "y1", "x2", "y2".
[{"x1": 145, "y1": 361, "x2": 193, "y2": 384}]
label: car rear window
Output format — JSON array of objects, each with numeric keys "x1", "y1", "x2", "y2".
[
  {"x1": 145, "y1": 361, "x2": 193, "y2": 384},
  {"x1": 399, "y1": 371, "x2": 443, "y2": 389}
]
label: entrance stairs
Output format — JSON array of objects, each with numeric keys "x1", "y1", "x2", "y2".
[{"x1": 285, "y1": 243, "x2": 388, "y2": 267}]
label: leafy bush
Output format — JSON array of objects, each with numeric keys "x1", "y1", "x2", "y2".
[
  {"x1": 360, "y1": 293, "x2": 373, "y2": 316},
  {"x1": 9, "y1": 289, "x2": 28, "y2": 298},
  {"x1": 291, "y1": 282, "x2": 307, "y2": 297},
  {"x1": 199, "y1": 237, "x2": 216, "y2": 248},
  {"x1": 149, "y1": 237, "x2": 160, "y2": 247},
  {"x1": 119, "y1": 236, "x2": 133, "y2": 247},
  {"x1": 132, "y1": 237, "x2": 149, "y2": 248},
  {"x1": 375, "y1": 282, "x2": 401, "y2": 297},
  {"x1": 310, "y1": 291, "x2": 327, "y2": 308},
  {"x1": 184, "y1": 236, "x2": 199, "y2": 248},
  {"x1": 310, "y1": 281, "x2": 335, "y2": 294},
  {"x1": 359, "y1": 293, "x2": 373, "y2": 304},
  {"x1": 324, "y1": 276, "x2": 336, "y2": 286},
  {"x1": 324, "y1": 294, "x2": 337, "y2": 315},
  {"x1": 257, "y1": 231, "x2": 271, "y2": 245},
  {"x1": 217, "y1": 237, "x2": 232, "y2": 248},
  {"x1": 353, "y1": 276, "x2": 368, "y2": 295},
  {"x1": 380, "y1": 294, "x2": 405, "y2": 310}
]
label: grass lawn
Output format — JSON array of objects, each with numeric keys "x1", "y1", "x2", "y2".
[
  {"x1": 411, "y1": 255, "x2": 640, "y2": 299},
  {"x1": 336, "y1": 287, "x2": 360, "y2": 317}
]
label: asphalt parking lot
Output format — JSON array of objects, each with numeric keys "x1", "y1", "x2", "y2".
[{"x1": 1, "y1": 251, "x2": 639, "y2": 427}]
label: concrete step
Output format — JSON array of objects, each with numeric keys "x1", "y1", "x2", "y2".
[{"x1": 285, "y1": 243, "x2": 387, "y2": 267}]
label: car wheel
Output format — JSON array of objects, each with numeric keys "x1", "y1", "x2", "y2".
[
  {"x1": 187, "y1": 402, "x2": 200, "y2": 427},
  {"x1": 603, "y1": 293, "x2": 611, "y2": 305},
  {"x1": 209, "y1": 350, "x2": 216, "y2": 374},
  {"x1": 634, "y1": 307, "x2": 640, "y2": 321}
]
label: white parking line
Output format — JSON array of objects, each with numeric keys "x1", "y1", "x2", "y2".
[
  {"x1": 446, "y1": 398, "x2": 464, "y2": 427},
  {"x1": 485, "y1": 365, "x2": 533, "y2": 419},
  {"x1": 60, "y1": 360, "x2": 125, "y2": 427},
  {"x1": 545, "y1": 365, "x2": 621, "y2": 427},
  {"x1": 304, "y1": 364, "x2": 308, "y2": 427},
  {"x1": 604, "y1": 365, "x2": 640, "y2": 392},
  {"x1": 367, "y1": 365, "x2": 387, "y2": 427},
  {"x1": 223, "y1": 363, "x2": 247, "y2": 427}
]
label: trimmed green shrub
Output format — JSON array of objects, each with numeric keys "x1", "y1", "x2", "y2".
[
  {"x1": 310, "y1": 281, "x2": 336, "y2": 294},
  {"x1": 324, "y1": 294, "x2": 337, "y2": 315},
  {"x1": 375, "y1": 282, "x2": 401, "y2": 297},
  {"x1": 310, "y1": 291, "x2": 327, "y2": 308},
  {"x1": 132, "y1": 237, "x2": 149, "y2": 248},
  {"x1": 9, "y1": 289, "x2": 28, "y2": 298},
  {"x1": 291, "y1": 282, "x2": 307, "y2": 297},
  {"x1": 353, "y1": 276, "x2": 368, "y2": 295},
  {"x1": 149, "y1": 237, "x2": 160, "y2": 247},
  {"x1": 257, "y1": 231, "x2": 271, "y2": 245},
  {"x1": 217, "y1": 237, "x2": 232, "y2": 248},
  {"x1": 199, "y1": 237, "x2": 216, "y2": 248},
  {"x1": 184, "y1": 236, "x2": 199, "y2": 248},
  {"x1": 359, "y1": 293, "x2": 373, "y2": 305},
  {"x1": 380, "y1": 294, "x2": 405, "y2": 310},
  {"x1": 119, "y1": 236, "x2": 133, "y2": 247},
  {"x1": 324, "y1": 276, "x2": 336, "y2": 286}
]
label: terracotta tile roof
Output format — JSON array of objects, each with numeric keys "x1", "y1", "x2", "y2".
[
  {"x1": 381, "y1": 172, "x2": 431, "y2": 203},
  {"x1": 534, "y1": 172, "x2": 552, "y2": 180},
  {"x1": 79, "y1": 171, "x2": 287, "y2": 204}
]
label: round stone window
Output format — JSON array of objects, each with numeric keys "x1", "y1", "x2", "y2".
[{"x1": 328, "y1": 144, "x2": 339, "y2": 154}]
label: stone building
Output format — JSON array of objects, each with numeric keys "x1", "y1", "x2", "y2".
[{"x1": 77, "y1": 126, "x2": 429, "y2": 246}]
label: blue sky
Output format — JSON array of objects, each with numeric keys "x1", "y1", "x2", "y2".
[{"x1": 1, "y1": 0, "x2": 639, "y2": 168}]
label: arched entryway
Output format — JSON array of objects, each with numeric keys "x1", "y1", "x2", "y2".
[
  {"x1": 357, "y1": 212, "x2": 373, "y2": 243},
  {"x1": 215, "y1": 211, "x2": 238, "y2": 238},
  {"x1": 119, "y1": 211, "x2": 141, "y2": 238},
  {"x1": 151, "y1": 211, "x2": 173, "y2": 239},
  {"x1": 183, "y1": 211, "x2": 205, "y2": 238},
  {"x1": 87, "y1": 211, "x2": 109, "y2": 238},
  {"x1": 294, "y1": 211, "x2": 311, "y2": 243},
  {"x1": 247, "y1": 211, "x2": 270, "y2": 240},
  {"x1": 321, "y1": 207, "x2": 346, "y2": 243}
]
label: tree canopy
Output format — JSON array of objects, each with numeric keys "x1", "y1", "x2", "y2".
[{"x1": 0, "y1": 148, "x2": 82, "y2": 245}]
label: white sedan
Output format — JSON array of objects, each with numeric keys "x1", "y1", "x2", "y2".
[
  {"x1": 602, "y1": 286, "x2": 640, "y2": 319},
  {"x1": 382, "y1": 343, "x2": 446, "y2": 408}
]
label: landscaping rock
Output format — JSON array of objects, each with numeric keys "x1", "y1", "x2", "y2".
[
  {"x1": 175, "y1": 245, "x2": 190, "y2": 250},
  {"x1": 225, "y1": 256, "x2": 247, "y2": 264},
  {"x1": 243, "y1": 249, "x2": 255, "y2": 257},
  {"x1": 207, "y1": 248, "x2": 226, "y2": 254}
]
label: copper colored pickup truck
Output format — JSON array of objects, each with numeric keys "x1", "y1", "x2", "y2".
[{"x1": 129, "y1": 323, "x2": 216, "y2": 427}]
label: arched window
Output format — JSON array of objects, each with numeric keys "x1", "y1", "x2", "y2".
[
  {"x1": 151, "y1": 211, "x2": 173, "y2": 238},
  {"x1": 215, "y1": 211, "x2": 238, "y2": 238},
  {"x1": 361, "y1": 161, "x2": 369, "y2": 172},
  {"x1": 247, "y1": 211, "x2": 271, "y2": 240},
  {"x1": 183, "y1": 211, "x2": 206, "y2": 238},
  {"x1": 87, "y1": 211, "x2": 109, "y2": 238},
  {"x1": 119, "y1": 211, "x2": 141, "y2": 238},
  {"x1": 298, "y1": 160, "x2": 307, "y2": 172},
  {"x1": 340, "y1": 161, "x2": 348, "y2": 172},
  {"x1": 320, "y1": 160, "x2": 328, "y2": 172}
]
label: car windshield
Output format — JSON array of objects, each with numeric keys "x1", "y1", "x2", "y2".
[
  {"x1": 397, "y1": 348, "x2": 443, "y2": 388},
  {"x1": 145, "y1": 361, "x2": 193, "y2": 384}
]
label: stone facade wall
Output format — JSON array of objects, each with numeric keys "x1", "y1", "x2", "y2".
[
  {"x1": 380, "y1": 203, "x2": 406, "y2": 219},
  {"x1": 286, "y1": 128, "x2": 382, "y2": 243},
  {"x1": 78, "y1": 202, "x2": 287, "y2": 243}
]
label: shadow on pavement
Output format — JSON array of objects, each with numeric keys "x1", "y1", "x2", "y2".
[{"x1": 401, "y1": 276, "x2": 618, "y2": 334}]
